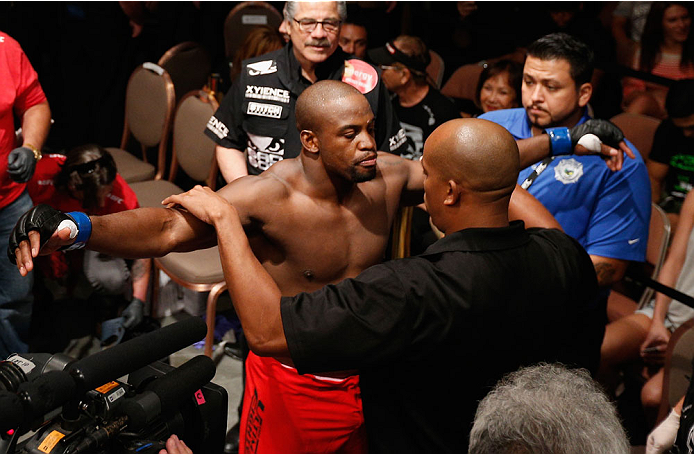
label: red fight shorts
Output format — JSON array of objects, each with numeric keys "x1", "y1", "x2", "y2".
[{"x1": 240, "y1": 351, "x2": 366, "y2": 454}]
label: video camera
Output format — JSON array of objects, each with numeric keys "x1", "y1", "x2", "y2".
[{"x1": 0, "y1": 317, "x2": 227, "y2": 454}]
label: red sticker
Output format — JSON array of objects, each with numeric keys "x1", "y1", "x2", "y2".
[
  {"x1": 342, "y1": 59, "x2": 378, "y2": 94},
  {"x1": 195, "y1": 389, "x2": 206, "y2": 405}
]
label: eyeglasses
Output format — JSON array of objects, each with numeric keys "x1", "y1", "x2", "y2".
[
  {"x1": 379, "y1": 65, "x2": 403, "y2": 72},
  {"x1": 293, "y1": 18, "x2": 342, "y2": 33}
]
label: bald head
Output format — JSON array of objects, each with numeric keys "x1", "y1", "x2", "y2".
[
  {"x1": 424, "y1": 119, "x2": 520, "y2": 199},
  {"x1": 296, "y1": 80, "x2": 365, "y2": 133}
]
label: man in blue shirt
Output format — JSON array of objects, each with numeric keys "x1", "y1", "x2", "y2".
[{"x1": 480, "y1": 33, "x2": 651, "y2": 290}]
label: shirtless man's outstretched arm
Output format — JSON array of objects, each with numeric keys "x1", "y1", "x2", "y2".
[{"x1": 10, "y1": 174, "x2": 269, "y2": 276}]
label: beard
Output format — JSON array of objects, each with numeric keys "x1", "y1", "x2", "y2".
[{"x1": 349, "y1": 165, "x2": 377, "y2": 183}]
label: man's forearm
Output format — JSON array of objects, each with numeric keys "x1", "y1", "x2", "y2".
[
  {"x1": 21, "y1": 101, "x2": 51, "y2": 150},
  {"x1": 87, "y1": 208, "x2": 215, "y2": 259},
  {"x1": 517, "y1": 135, "x2": 551, "y2": 169},
  {"x1": 212, "y1": 207, "x2": 287, "y2": 356},
  {"x1": 216, "y1": 146, "x2": 249, "y2": 183},
  {"x1": 131, "y1": 258, "x2": 151, "y2": 301},
  {"x1": 591, "y1": 255, "x2": 628, "y2": 287},
  {"x1": 509, "y1": 184, "x2": 562, "y2": 230}
]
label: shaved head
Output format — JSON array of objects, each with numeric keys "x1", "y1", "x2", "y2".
[
  {"x1": 424, "y1": 119, "x2": 520, "y2": 200},
  {"x1": 296, "y1": 80, "x2": 366, "y2": 133}
]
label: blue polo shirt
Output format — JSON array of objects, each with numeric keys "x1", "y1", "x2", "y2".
[{"x1": 480, "y1": 108, "x2": 650, "y2": 262}]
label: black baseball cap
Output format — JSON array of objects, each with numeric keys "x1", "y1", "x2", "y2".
[{"x1": 368, "y1": 41, "x2": 431, "y2": 73}]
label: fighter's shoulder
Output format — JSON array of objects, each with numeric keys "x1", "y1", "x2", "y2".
[
  {"x1": 377, "y1": 151, "x2": 409, "y2": 168},
  {"x1": 377, "y1": 152, "x2": 416, "y2": 180},
  {"x1": 218, "y1": 167, "x2": 292, "y2": 206}
]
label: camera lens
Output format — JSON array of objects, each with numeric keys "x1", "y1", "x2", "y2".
[{"x1": 0, "y1": 360, "x2": 27, "y2": 392}]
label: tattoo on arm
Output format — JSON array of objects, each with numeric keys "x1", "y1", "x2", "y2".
[
  {"x1": 593, "y1": 261, "x2": 617, "y2": 287},
  {"x1": 131, "y1": 259, "x2": 147, "y2": 281}
]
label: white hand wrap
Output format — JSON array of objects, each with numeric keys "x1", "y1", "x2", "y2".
[
  {"x1": 577, "y1": 133, "x2": 603, "y2": 153},
  {"x1": 646, "y1": 409, "x2": 681, "y2": 454},
  {"x1": 57, "y1": 219, "x2": 78, "y2": 240}
]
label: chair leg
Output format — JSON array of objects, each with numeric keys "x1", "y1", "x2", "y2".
[{"x1": 204, "y1": 282, "x2": 227, "y2": 357}]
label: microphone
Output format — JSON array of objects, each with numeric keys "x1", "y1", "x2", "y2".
[
  {"x1": 0, "y1": 371, "x2": 76, "y2": 432},
  {"x1": 0, "y1": 391, "x2": 23, "y2": 432},
  {"x1": 68, "y1": 317, "x2": 207, "y2": 394},
  {"x1": 120, "y1": 355, "x2": 216, "y2": 431}
]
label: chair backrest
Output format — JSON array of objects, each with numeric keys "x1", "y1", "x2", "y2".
[
  {"x1": 638, "y1": 203, "x2": 672, "y2": 309},
  {"x1": 223, "y1": 1, "x2": 283, "y2": 61},
  {"x1": 610, "y1": 112, "x2": 662, "y2": 160},
  {"x1": 441, "y1": 62, "x2": 485, "y2": 102},
  {"x1": 659, "y1": 318, "x2": 694, "y2": 422},
  {"x1": 427, "y1": 50, "x2": 445, "y2": 89},
  {"x1": 158, "y1": 41, "x2": 212, "y2": 105},
  {"x1": 121, "y1": 63, "x2": 176, "y2": 179},
  {"x1": 169, "y1": 90, "x2": 220, "y2": 189}
]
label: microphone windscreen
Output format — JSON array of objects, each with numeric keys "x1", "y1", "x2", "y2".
[{"x1": 69, "y1": 317, "x2": 207, "y2": 392}]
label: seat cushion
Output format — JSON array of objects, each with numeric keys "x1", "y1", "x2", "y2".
[
  {"x1": 157, "y1": 247, "x2": 225, "y2": 284},
  {"x1": 129, "y1": 179, "x2": 183, "y2": 208},
  {"x1": 108, "y1": 147, "x2": 155, "y2": 183}
]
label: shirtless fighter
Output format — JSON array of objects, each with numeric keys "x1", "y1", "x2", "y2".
[{"x1": 9, "y1": 81, "x2": 620, "y2": 453}]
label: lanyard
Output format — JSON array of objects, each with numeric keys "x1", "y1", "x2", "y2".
[{"x1": 521, "y1": 157, "x2": 555, "y2": 190}]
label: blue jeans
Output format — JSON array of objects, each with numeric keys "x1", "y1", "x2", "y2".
[{"x1": 0, "y1": 191, "x2": 34, "y2": 359}]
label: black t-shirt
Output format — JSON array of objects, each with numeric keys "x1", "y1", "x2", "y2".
[
  {"x1": 204, "y1": 44, "x2": 406, "y2": 176},
  {"x1": 649, "y1": 119, "x2": 694, "y2": 213},
  {"x1": 281, "y1": 222, "x2": 602, "y2": 453},
  {"x1": 394, "y1": 87, "x2": 461, "y2": 160}
]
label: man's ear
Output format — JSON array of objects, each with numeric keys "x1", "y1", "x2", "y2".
[
  {"x1": 577, "y1": 82, "x2": 592, "y2": 108},
  {"x1": 443, "y1": 180, "x2": 461, "y2": 206},
  {"x1": 400, "y1": 67, "x2": 412, "y2": 85},
  {"x1": 300, "y1": 129, "x2": 319, "y2": 154}
]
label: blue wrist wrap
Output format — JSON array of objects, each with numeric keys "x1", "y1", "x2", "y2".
[
  {"x1": 66, "y1": 211, "x2": 92, "y2": 245},
  {"x1": 545, "y1": 127, "x2": 572, "y2": 156}
]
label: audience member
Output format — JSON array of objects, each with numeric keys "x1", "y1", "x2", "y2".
[
  {"x1": 9, "y1": 82, "x2": 565, "y2": 454},
  {"x1": 160, "y1": 117, "x2": 603, "y2": 453},
  {"x1": 622, "y1": 2, "x2": 694, "y2": 119},
  {"x1": 612, "y1": 1, "x2": 654, "y2": 66},
  {"x1": 469, "y1": 363, "x2": 630, "y2": 454},
  {"x1": 204, "y1": 0, "x2": 406, "y2": 183},
  {"x1": 368, "y1": 35, "x2": 461, "y2": 254},
  {"x1": 603, "y1": 188, "x2": 694, "y2": 425},
  {"x1": 338, "y1": 20, "x2": 368, "y2": 59},
  {"x1": 475, "y1": 59, "x2": 523, "y2": 114},
  {"x1": 648, "y1": 80, "x2": 694, "y2": 232},
  {"x1": 0, "y1": 30, "x2": 51, "y2": 359},
  {"x1": 27, "y1": 145, "x2": 148, "y2": 347},
  {"x1": 229, "y1": 25, "x2": 285, "y2": 83},
  {"x1": 480, "y1": 33, "x2": 651, "y2": 293},
  {"x1": 368, "y1": 35, "x2": 460, "y2": 160}
]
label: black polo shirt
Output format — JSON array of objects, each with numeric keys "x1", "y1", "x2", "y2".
[
  {"x1": 281, "y1": 221, "x2": 602, "y2": 453},
  {"x1": 205, "y1": 43, "x2": 406, "y2": 175}
]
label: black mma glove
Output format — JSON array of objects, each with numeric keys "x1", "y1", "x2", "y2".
[
  {"x1": 7, "y1": 146, "x2": 37, "y2": 183},
  {"x1": 569, "y1": 119, "x2": 625, "y2": 149},
  {"x1": 8, "y1": 204, "x2": 75, "y2": 265}
]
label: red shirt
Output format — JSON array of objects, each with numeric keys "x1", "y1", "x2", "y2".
[
  {"x1": 28, "y1": 154, "x2": 139, "y2": 214},
  {"x1": 0, "y1": 32, "x2": 47, "y2": 208}
]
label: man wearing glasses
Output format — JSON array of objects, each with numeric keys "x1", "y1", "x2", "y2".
[{"x1": 205, "y1": 0, "x2": 405, "y2": 184}]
